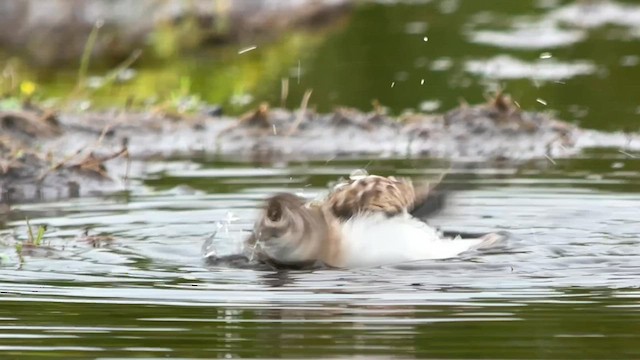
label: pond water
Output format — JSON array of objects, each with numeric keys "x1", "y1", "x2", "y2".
[
  {"x1": 2, "y1": 154, "x2": 640, "y2": 358},
  {"x1": 2, "y1": 0, "x2": 640, "y2": 359}
]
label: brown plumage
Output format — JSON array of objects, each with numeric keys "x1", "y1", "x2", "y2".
[
  {"x1": 325, "y1": 171, "x2": 445, "y2": 220},
  {"x1": 246, "y1": 171, "x2": 447, "y2": 268},
  {"x1": 327, "y1": 175, "x2": 416, "y2": 219}
]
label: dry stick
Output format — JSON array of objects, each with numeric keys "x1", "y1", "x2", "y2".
[
  {"x1": 280, "y1": 78, "x2": 289, "y2": 108},
  {"x1": 86, "y1": 147, "x2": 128, "y2": 165},
  {"x1": 122, "y1": 138, "x2": 131, "y2": 191},
  {"x1": 97, "y1": 49, "x2": 142, "y2": 91},
  {"x1": 37, "y1": 126, "x2": 129, "y2": 183},
  {"x1": 286, "y1": 89, "x2": 313, "y2": 137},
  {"x1": 1, "y1": 61, "x2": 18, "y2": 93},
  {"x1": 37, "y1": 148, "x2": 84, "y2": 183},
  {"x1": 38, "y1": 108, "x2": 128, "y2": 183},
  {"x1": 59, "y1": 19, "x2": 103, "y2": 108},
  {"x1": 70, "y1": 146, "x2": 129, "y2": 179},
  {"x1": 77, "y1": 20, "x2": 104, "y2": 90},
  {"x1": 25, "y1": 217, "x2": 35, "y2": 244},
  {"x1": 65, "y1": 48, "x2": 142, "y2": 109},
  {"x1": 74, "y1": 49, "x2": 142, "y2": 108},
  {"x1": 37, "y1": 36, "x2": 140, "y2": 181},
  {"x1": 95, "y1": 109, "x2": 129, "y2": 147},
  {"x1": 80, "y1": 109, "x2": 130, "y2": 173},
  {"x1": 619, "y1": 150, "x2": 637, "y2": 158}
]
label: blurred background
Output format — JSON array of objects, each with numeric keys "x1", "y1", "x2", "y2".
[{"x1": 1, "y1": 0, "x2": 639, "y2": 129}]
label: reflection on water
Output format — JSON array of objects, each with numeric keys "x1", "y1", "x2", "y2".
[
  {"x1": 1, "y1": 154, "x2": 640, "y2": 358},
  {"x1": 1, "y1": 291, "x2": 639, "y2": 358},
  {"x1": 275, "y1": 0, "x2": 640, "y2": 131}
]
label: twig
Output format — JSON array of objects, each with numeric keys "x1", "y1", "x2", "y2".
[
  {"x1": 70, "y1": 147, "x2": 128, "y2": 177},
  {"x1": 37, "y1": 148, "x2": 84, "y2": 183},
  {"x1": 96, "y1": 49, "x2": 142, "y2": 90},
  {"x1": 286, "y1": 89, "x2": 313, "y2": 136},
  {"x1": 122, "y1": 138, "x2": 131, "y2": 190},
  {"x1": 545, "y1": 154, "x2": 557, "y2": 165},
  {"x1": 280, "y1": 78, "x2": 289, "y2": 108},
  {"x1": 619, "y1": 150, "x2": 637, "y2": 158},
  {"x1": 25, "y1": 217, "x2": 35, "y2": 244},
  {"x1": 77, "y1": 19, "x2": 104, "y2": 90}
]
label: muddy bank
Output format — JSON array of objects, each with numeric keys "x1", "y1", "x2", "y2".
[{"x1": 1, "y1": 95, "x2": 639, "y2": 203}]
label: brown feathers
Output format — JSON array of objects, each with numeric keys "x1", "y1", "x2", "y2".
[
  {"x1": 247, "y1": 170, "x2": 447, "y2": 268},
  {"x1": 326, "y1": 175, "x2": 417, "y2": 219}
]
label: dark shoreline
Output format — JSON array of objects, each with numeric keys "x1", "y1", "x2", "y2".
[{"x1": 1, "y1": 94, "x2": 639, "y2": 204}]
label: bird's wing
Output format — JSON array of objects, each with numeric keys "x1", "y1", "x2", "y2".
[
  {"x1": 324, "y1": 175, "x2": 417, "y2": 220},
  {"x1": 408, "y1": 171, "x2": 449, "y2": 220}
]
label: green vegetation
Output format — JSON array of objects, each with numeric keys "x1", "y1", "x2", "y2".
[
  {"x1": 25, "y1": 217, "x2": 46, "y2": 247},
  {"x1": 77, "y1": 20, "x2": 103, "y2": 91},
  {"x1": 0, "y1": 25, "x2": 329, "y2": 117},
  {"x1": 10, "y1": 218, "x2": 49, "y2": 266},
  {"x1": 0, "y1": 60, "x2": 39, "y2": 110}
]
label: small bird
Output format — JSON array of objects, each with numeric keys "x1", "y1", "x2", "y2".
[{"x1": 245, "y1": 170, "x2": 503, "y2": 269}]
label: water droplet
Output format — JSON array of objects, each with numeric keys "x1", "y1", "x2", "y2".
[
  {"x1": 545, "y1": 155, "x2": 556, "y2": 165},
  {"x1": 201, "y1": 232, "x2": 218, "y2": 258},
  {"x1": 418, "y1": 100, "x2": 440, "y2": 112},
  {"x1": 349, "y1": 169, "x2": 369, "y2": 180},
  {"x1": 238, "y1": 46, "x2": 257, "y2": 55},
  {"x1": 225, "y1": 212, "x2": 239, "y2": 223}
]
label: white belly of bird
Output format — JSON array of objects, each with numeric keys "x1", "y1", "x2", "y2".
[{"x1": 338, "y1": 213, "x2": 488, "y2": 268}]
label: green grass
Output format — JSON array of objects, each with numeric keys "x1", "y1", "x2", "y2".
[{"x1": 25, "y1": 217, "x2": 47, "y2": 246}]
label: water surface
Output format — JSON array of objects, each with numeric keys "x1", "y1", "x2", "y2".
[{"x1": 2, "y1": 154, "x2": 640, "y2": 358}]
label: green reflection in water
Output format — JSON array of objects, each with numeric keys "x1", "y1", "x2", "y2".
[
  {"x1": 285, "y1": 0, "x2": 640, "y2": 131},
  {"x1": 142, "y1": 152, "x2": 640, "y2": 196},
  {"x1": 0, "y1": 288, "x2": 639, "y2": 358}
]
